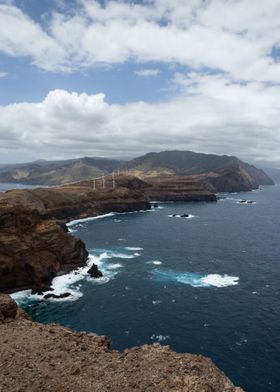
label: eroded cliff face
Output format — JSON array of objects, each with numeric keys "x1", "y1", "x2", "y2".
[
  {"x1": 0, "y1": 176, "x2": 215, "y2": 293},
  {"x1": 0, "y1": 294, "x2": 244, "y2": 392},
  {"x1": 0, "y1": 177, "x2": 152, "y2": 293},
  {"x1": 188, "y1": 165, "x2": 264, "y2": 193},
  {"x1": 0, "y1": 206, "x2": 88, "y2": 293}
]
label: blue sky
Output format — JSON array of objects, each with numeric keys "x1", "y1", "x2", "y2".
[{"x1": 0, "y1": 0, "x2": 280, "y2": 165}]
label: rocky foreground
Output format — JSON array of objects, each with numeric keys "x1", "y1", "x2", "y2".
[{"x1": 0, "y1": 294, "x2": 243, "y2": 392}]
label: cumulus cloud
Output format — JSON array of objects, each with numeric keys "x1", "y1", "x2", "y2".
[
  {"x1": 0, "y1": 4, "x2": 67, "y2": 71},
  {"x1": 1, "y1": 80, "x2": 280, "y2": 162},
  {"x1": 0, "y1": 1, "x2": 280, "y2": 164},
  {"x1": 135, "y1": 69, "x2": 160, "y2": 77}
]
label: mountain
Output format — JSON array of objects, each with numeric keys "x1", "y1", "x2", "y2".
[
  {"x1": 0, "y1": 151, "x2": 274, "y2": 192},
  {"x1": 0, "y1": 157, "x2": 122, "y2": 185},
  {"x1": 259, "y1": 166, "x2": 280, "y2": 184},
  {"x1": 124, "y1": 151, "x2": 274, "y2": 192}
]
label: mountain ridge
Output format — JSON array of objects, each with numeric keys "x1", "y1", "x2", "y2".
[{"x1": 0, "y1": 150, "x2": 274, "y2": 192}]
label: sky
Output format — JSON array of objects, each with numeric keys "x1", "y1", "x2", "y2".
[{"x1": 0, "y1": 0, "x2": 280, "y2": 166}]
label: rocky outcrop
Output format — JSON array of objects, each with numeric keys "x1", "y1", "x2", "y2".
[
  {"x1": 145, "y1": 177, "x2": 217, "y2": 201},
  {"x1": 188, "y1": 165, "x2": 271, "y2": 193},
  {"x1": 0, "y1": 294, "x2": 244, "y2": 392},
  {"x1": 0, "y1": 206, "x2": 89, "y2": 293},
  {"x1": 0, "y1": 175, "x2": 215, "y2": 293},
  {"x1": 0, "y1": 176, "x2": 151, "y2": 293}
]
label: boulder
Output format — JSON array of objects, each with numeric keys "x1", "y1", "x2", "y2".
[
  {"x1": 0, "y1": 293, "x2": 18, "y2": 322},
  {"x1": 44, "y1": 292, "x2": 71, "y2": 300},
  {"x1": 88, "y1": 264, "x2": 103, "y2": 278}
]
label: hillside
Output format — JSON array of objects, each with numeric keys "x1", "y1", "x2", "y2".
[
  {"x1": 125, "y1": 151, "x2": 272, "y2": 182},
  {"x1": 0, "y1": 151, "x2": 274, "y2": 192},
  {"x1": 0, "y1": 157, "x2": 122, "y2": 185},
  {"x1": 124, "y1": 151, "x2": 274, "y2": 192}
]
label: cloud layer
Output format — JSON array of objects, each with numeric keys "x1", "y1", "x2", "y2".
[
  {"x1": 1, "y1": 78, "x2": 279, "y2": 162},
  {"x1": 0, "y1": 1, "x2": 280, "y2": 163},
  {"x1": 0, "y1": 0, "x2": 280, "y2": 81}
]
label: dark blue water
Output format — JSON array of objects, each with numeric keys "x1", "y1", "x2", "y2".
[{"x1": 14, "y1": 186, "x2": 280, "y2": 392}]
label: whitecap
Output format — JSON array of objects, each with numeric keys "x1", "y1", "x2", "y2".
[
  {"x1": 152, "y1": 300, "x2": 162, "y2": 305},
  {"x1": 125, "y1": 247, "x2": 143, "y2": 251},
  {"x1": 67, "y1": 212, "x2": 116, "y2": 227},
  {"x1": 200, "y1": 274, "x2": 239, "y2": 287},
  {"x1": 150, "y1": 334, "x2": 170, "y2": 342},
  {"x1": 106, "y1": 263, "x2": 123, "y2": 270},
  {"x1": 93, "y1": 249, "x2": 140, "y2": 259},
  {"x1": 152, "y1": 269, "x2": 239, "y2": 288}
]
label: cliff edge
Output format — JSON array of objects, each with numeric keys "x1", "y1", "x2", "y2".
[{"x1": 0, "y1": 294, "x2": 244, "y2": 392}]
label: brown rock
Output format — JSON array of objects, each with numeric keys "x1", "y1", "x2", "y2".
[
  {"x1": 0, "y1": 293, "x2": 18, "y2": 322},
  {"x1": 0, "y1": 295, "x2": 244, "y2": 392}
]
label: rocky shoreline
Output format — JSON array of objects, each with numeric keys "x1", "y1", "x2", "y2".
[
  {"x1": 0, "y1": 175, "x2": 216, "y2": 294},
  {"x1": 0, "y1": 293, "x2": 244, "y2": 392},
  {"x1": 0, "y1": 176, "x2": 247, "y2": 391}
]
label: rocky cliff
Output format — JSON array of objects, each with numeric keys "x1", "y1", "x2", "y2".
[
  {"x1": 0, "y1": 175, "x2": 215, "y2": 293},
  {"x1": 0, "y1": 206, "x2": 88, "y2": 293},
  {"x1": 145, "y1": 177, "x2": 217, "y2": 201},
  {"x1": 0, "y1": 293, "x2": 244, "y2": 392},
  {"x1": 189, "y1": 165, "x2": 265, "y2": 193},
  {"x1": 125, "y1": 150, "x2": 274, "y2": 192},
  {"x1": 0, "y1": 176, "x2": 152, "y2": 293}
]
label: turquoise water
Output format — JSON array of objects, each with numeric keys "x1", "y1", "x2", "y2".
[{"x1": 14, "y1": 186, "x2": 280, "y2": 392}]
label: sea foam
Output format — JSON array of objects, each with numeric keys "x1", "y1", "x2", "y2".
[
  {"x1": 152, "y1": 269, "x2": 239, "y2": 288},
  {"x1": 67, "y1": 212, "x2": 116, "y2": 227}
]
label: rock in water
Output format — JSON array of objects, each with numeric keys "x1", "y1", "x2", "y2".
[
  {"x1": 44, "y1": 292, "x2": 71, "y2": 300},
  {"x1": 88, "y1": 264, "x2": 103, "y2": 278},
  {"x1": 181, "y1": 214, "x2": 189, "y2": 218}
]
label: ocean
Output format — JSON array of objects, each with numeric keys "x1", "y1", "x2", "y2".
[
  {"x1": 12, "y1": 185, "x2": 280, "y2": 392},
  {"x1": 0, "y1": 183, "x2": 40, "y2": 192}
]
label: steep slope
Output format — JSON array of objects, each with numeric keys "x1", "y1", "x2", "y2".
[
  {"x1": 0, "y1": 175, "x2": 216, "y2": 293},
  {"x1": 0, "y1": 157, "x2": 122, "y2": 185},
  {"x1": 0, "y1": 176, "x2": 151, "y2": 293},
  {"x1": 0, "y1": 294, "x2": 244, "y2": 392},
  {"x1": 124, "y1": 151, "x2": 274, "y2": 191},
  {"x1": 0, "y1": 206, "x2": 88, "y2": 293}
]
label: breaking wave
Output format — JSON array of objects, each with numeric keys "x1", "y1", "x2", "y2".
[
  {"x1": 12, "y1": 246, "x2": 143, "y2": 305},
  {"x1": 151, "y1": 269, "x2": 239, "y2": 288},
  {"x1": 67, "y1": 212, "x2": 117, "y2": 227}
]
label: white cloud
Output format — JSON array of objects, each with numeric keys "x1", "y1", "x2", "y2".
[
  {"x1": 0, "y1": 0, "x2": 280, "y2": 82},
  {"x1": 0, "y1": 1, "x2": 279, "y2": 165},
  {"x1": 0, "y1": 80, "x2": 280, "y2": 163},
  {"x1": 0, "y1": 71, "x2": 7, "y2": 78},
  {"x1": 0, "y1": 4, "x2": 67, "y2": 71},
  {"x1": 135, "y1": 68, "x2": 160, "y2": 77}
]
